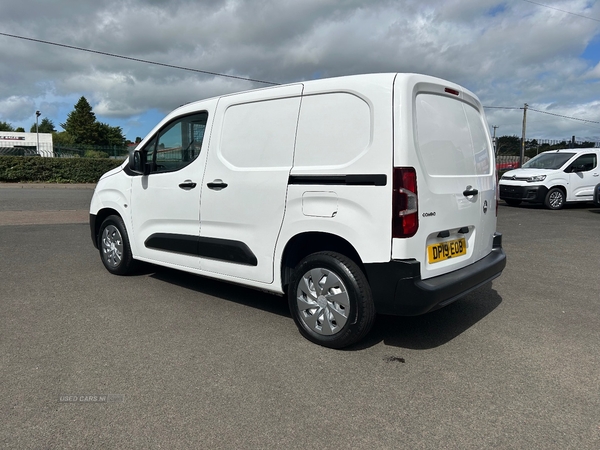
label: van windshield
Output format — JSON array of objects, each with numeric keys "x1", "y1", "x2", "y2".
[{"x1": 522, "y1": 152, "x2": 574, "y2": 170}]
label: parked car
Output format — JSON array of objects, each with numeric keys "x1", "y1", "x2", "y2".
[
  {"x1": 594, "y1": 183, "x2": 600, "y2": 207},
  {"x1": 90, "y1": 73, "x2": 506, "y2": 348},
  {"x1": 499, "y1": 148, "x2": 600, "y2": 209}
]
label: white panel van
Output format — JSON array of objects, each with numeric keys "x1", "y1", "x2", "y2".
[
  {"x1": 499, "y1": 148, "x2": 600, "y2": 209},
  {"x1": 90, "y1": 73, "x2": 506, "y2": 348}
]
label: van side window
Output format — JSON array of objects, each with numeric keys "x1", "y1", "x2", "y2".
[
  {"x1": 566, "y1": 154, "x2": 596, "y2": 172},
  {"x1": 144, "y1": 112, "x2": 208, "y2": 173}
]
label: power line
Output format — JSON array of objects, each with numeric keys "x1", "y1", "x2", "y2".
[
  {"x1": 485, "y1": 105, "x2": 600, "y2": 125},
  {"x1": 528, "y1": 107, "x2": 600, "y2": 124},
  {"x1": 521, "y1": 0, "x2": 600, "y2": 23},
  {"x1": 0, "y1": 31, "x2": 279, "y2": 86}
]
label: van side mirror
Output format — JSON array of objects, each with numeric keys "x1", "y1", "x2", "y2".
[{"x1": 129, "y1": 150, "x2": 149, "y2": 175}]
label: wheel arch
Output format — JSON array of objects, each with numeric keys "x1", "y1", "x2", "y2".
[
  {"x1": 93, "y1": 208, "x2": 123, "y2": 248},
  {"x1": 280, "y1": 232, "x2": 365, "y2": 292},
  {"x1": 548, "y1": 184, "x2": 567, "y2": 196}
]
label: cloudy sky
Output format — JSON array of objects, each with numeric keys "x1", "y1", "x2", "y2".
[{"x1": 0, "y1": 0, "x2": 599, "y2": 143}]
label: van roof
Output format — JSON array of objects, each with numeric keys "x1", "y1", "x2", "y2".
[
  {"x1": 540, "y1": 148, "x2": 599, "y2": 154},
  {"x1": 180, "y1": 72, "x2": 468, "y2": 107}
]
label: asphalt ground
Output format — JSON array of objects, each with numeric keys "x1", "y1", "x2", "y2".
[{"x1": 1, "y1": 185, "x2": 599, "y2": 449}]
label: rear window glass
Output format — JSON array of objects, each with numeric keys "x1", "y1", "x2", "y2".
[{"x1": 415, "y1": 94, "x2": 491, "y2": 176}]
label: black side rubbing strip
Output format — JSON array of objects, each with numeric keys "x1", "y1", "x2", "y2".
[
  {"x1": 197, "y1": 236, "x2": 257, "y2": 266},
  {"x1": 145, "y1": 234, "x2": 199, "y2": 257},
  {"x1": 144, "y1": 233, "x2": 258, "y2": 266},
  {"x1": 288, "y1": 174, "x2": 387, "y2": 186}
]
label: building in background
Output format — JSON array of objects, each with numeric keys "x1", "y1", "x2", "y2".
[{"x1": 0, "y1": 131, "x2": 53, "y2": 157}]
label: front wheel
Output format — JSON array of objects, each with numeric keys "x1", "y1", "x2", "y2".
[
  {"x1": 98, "y1": 215, "x2": 136, "y2": 275},
  {"x1": 288, "y1": 252, "x2": 375, "y2": 349},
  {"x1": 544, "y1": 188, "x2": 565, "y2": 210}
]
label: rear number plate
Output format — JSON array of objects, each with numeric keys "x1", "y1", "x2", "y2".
[{"x1": 427, "y1": 238, "x2": 467, "y2": 263}]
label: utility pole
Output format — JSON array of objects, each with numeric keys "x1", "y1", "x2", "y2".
[
  {"x1": 520, "y1": 103, "x2": 528, "y2": 168},
  {"x1": 35, "y1": 110, "x2": 41, "y2": 155},
  {"x1": 492, "y1": 125, "x2": 499, "y2": 155}
]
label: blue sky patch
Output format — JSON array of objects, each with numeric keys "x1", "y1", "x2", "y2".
[
  {"x1": 486, "y1": 3, "x2": 507, "y2": 17},
  {"x1": 581, "y1": 33, "x2": 600, "y2": 63}
]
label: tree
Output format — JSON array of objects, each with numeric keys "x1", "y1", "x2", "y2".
[
  {"x1": 0, "y1": 121, "x2": 14, "y2": 131},
  {"x1": 52, "y1": 131, "x2": 75, "y2": 146},
  {"x1": 496, "y1": 135, "x2": 521, "y2": 156},
  {"x1": 97, "y1": 122, "x2": 126, "y2": 148},
  {"x1": 15, "y1": 127, "x2": 25, "y2": 132},
  {"x1": 60, "y1": 97, "x2": 126, "y2": 148},
  {"x1": 60, "y1": 96, "x2": 99, "y2": 146},
  {"x1": 30, "y1": 117, "x2": 56, "y2": 133}
]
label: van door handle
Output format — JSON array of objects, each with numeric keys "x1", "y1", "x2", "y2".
[
  {"x1": 463, "y1": 188, "x2": 479, "y2": 196},
  {"x1": 207, "y1": 179, "x2": 228, "y2": 190},
  {"x1": 179, "y1": 180, "x2": 197, "y2": 190}
]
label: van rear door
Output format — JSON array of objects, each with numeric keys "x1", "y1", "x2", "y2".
[{"x1": 393, "y1": 76, "x2": 497, "y2": 281}]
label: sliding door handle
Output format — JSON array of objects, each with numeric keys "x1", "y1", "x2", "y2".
[{"x1": 207, "y1": 179, "x2": 228, "y2": 191}]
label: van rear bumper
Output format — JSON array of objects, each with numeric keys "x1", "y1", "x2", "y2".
[{"x1": 364, "y1": 233, "x2": 506, "y2": 316}]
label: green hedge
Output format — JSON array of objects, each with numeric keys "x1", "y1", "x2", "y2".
[{"x1": 0, "y1": 156, "x2": 123, "y2": 183}]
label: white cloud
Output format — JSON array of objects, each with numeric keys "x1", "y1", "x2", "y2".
[
  {"x1": 0, "y1": 96, "x2": 36, "y2": 122},
  {"x1": 0, "y1": 0, "x2": 599, "y2": 141}
]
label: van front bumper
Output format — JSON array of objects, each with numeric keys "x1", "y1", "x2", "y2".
[
  {"x1": 90, "y1": 214, "x2": 98, "y2": 249},
  {"x1": 364, "y1": 233, "x2": 506, "y2": 316},
  {"x1": 499, "y1": 184, "x2": 547, "y2": 203}
]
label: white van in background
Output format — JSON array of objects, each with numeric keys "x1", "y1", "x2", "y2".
[
  {"x1": 499, "y1": 149, "x2": 600, "y2": 209},
  {"x1": 90, "y1": 73, "x2": 506, "y2": 348}
]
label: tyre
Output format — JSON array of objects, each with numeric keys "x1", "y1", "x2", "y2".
[
  {"x1": 544, "y1": 187, "x2": 565, "y2": 210},
  {"x1": 288, "y1": 251, "x2": 376, "y2": 349},
  {"x1": 98, "y1": 215, "x2": 136, "y2": 275},
  {"x1": 504, "y1": 199, "x2": 522, "y2": 207}
]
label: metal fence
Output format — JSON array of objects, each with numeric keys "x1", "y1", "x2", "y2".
[
  {"x1": 0, "y1": 142, "x2": 130, "y2": 159},
  {"x1": 534, "y1": 138, "x2": 600, "y2": 148}
]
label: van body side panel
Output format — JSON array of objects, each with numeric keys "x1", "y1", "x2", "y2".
[
  {"x1": 127, "y1": 100, "x2": 218, "y2": 269},
  {"x1": 280, "y1": 75, "x2": 394, "y2": 266},
  {"x1": 198, "y1": 84, "x2": 303, "y2": 284},
  {"x1": 567, "y1": 156, "x2": 600, "y2": 201}
]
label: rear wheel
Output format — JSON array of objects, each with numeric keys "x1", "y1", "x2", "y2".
[
  {"x1": 98, "y1": 215, "x2": 136, "y2": 275},
  {"x1": 504, "y1": 199, "x2": 522, "y2": 207},
  {"x1": 544, "y1": 188, "x2": 565, "y2": 210},
  {"x1": 288, "y1": 252, "x2": 375, "y2": 349}
]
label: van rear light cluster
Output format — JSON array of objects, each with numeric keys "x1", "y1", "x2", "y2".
[{"x1": 392, "y1": 167, "x2": 418, "y2": 238}]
